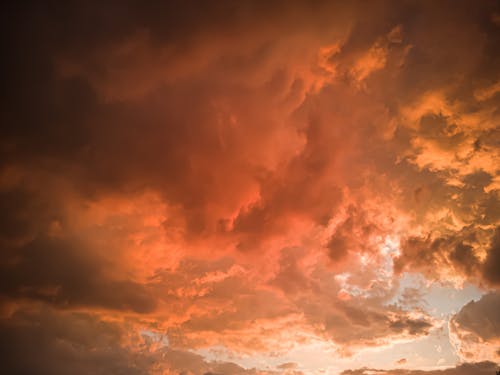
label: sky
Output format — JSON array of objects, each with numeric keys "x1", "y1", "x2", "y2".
[{"x1": 0, "y1": 1, "x2": 499, "y2": 374}]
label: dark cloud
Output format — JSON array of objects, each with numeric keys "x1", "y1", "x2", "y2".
[
  {"x1": 449, "y1": 291, "x2": 500, "y2": 361},
  {"x1": 341, "y1": 361, "x2": 498, "y2": 375},
  {"x1": 452, "y1": 292, "x2": 500, "y2": 341},
  {"x1": 395, "y1": 225, "x2": 500, "y2": 287},
  {"x1": 0, "y1": 234, "x2": 157, "y2": 313},
  {"x1": 326, "y1": 205, "x2": 384, "y2": 262},
  {"x1": 0, "y1": 308, "x2": 150, "y2": 375},
  {"x1": 394, "y1": 225, "x2": 493, "y2": 285},
  {"x1": 0, "y1": 186, "x2": 157, "y2": 313},
  {"x1": 0, "y1": 307, "x2": 276, "y2": 375},
  {"x1": 483, "y1": 227, "x2": 500, "y2": 285}
]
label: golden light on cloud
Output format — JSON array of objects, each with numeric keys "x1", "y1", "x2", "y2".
[{"x1": 1, "y1": 1, "x2": 499, "y2": 374}]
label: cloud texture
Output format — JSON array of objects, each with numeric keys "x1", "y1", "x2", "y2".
[{"x1": 1, "y1": 0, "x2": 499, "y2": 373}]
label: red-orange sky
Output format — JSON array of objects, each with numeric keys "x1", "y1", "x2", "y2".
[{"x1": 1, "y1": 1, "x2": 499, "y2": 374}]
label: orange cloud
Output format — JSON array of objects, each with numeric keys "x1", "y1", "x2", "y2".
[{"x1": 1, "y1": 1, "x2": 499, "y2": 373}]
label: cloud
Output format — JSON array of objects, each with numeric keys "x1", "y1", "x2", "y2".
[
  {"x1": 0, "y1": 307, "x2": 295, "y2": 375},
  {"x1": 0, "y1": 186, "x2": 158, "y2": 313},
  {"x1": 340, "y1": 361, "x2": 498, "y2": 375},
  {"x1": 483, "y1": 228, "x2": 500, "y2": 286},
  {"x1": 0, "y1": 0, "x2": 499, "y2": 373},
  {"x1": 449, "y1": 292, "x2": 500, "y2": 362},
  {"x1": 0, "y1": 308, "x2": 152, "y2": 375}
]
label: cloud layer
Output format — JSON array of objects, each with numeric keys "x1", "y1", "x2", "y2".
[{"x1": 1, "y1": 0, "x2": 499, "y2": 373}]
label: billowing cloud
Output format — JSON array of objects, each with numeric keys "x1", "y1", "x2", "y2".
[
  {"x1": 1, "y1": 0, "x2": 499, "y2": 373},
  {"x1": 449, "y1": 292, "x2": 500, "y2": 362},
  {"x1": 0, "y1": 307, "x2": 295, "y2": 375}
]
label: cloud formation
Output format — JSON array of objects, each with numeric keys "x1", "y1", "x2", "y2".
[
  {"x1": 341, "y1": 361, "x2": 498, "y2": 375},
  {"x1": 449, "y1": 292, "x2": 500, "y2": 362},
  {"x1": 1, "y1": 0, "x2": 499, "y2": 373}
]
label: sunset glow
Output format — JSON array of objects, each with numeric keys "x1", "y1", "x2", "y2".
[{"x1": 1, "y1": 1, "x2": 499, "y2": 374}]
